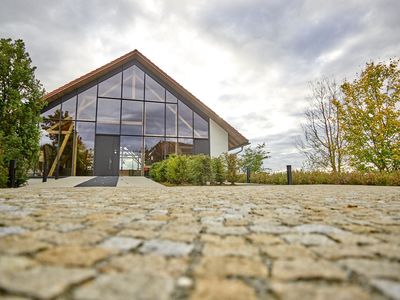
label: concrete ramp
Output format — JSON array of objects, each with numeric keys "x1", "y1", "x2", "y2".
[{"x1": 117, "y1": 176, "x2": 165, "y2": 188}]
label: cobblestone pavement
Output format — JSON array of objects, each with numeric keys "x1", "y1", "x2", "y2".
[{"x1": 0, "y1": 185, "x2": 399, "y2": 300}]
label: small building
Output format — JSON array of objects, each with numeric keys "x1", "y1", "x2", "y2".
[{"x1": 39, "y1": 50, "x2": 248, "y2": 176}]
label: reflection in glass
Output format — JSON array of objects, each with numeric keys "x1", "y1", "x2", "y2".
[
  {"x1": 178, "y1": 138, "x2": 193, "y2": 155},
  {"x1": 123, "y1": 66, "x2": 144, "y2": 100},
  {"x1": 76, "y1": 122, "x2": 95, "y2": 175},
  {"x1": 145, "y1": 137, "x2": 164, "y2": 166},
  {"x1": 62, "y1": 96, "x2": 76, "y2": 120},
  {"x1": 39, "y1": 121, "x2": 60, "y2": 176},
  {"x1": 77, "y1": 86, "x2": 97, "y2": 121},
  {"x1": 98, "y1": 72, "x2": 122, "y2": 98},
  {"x1": 166, "y1": 90, "x2": 177, "y2": 103},
  {"x1": 178, "y1": 100, "x2": 193, "y2": 137},
  {"x1": 96, "y1": 98, "x2": 121, "y2": 134},
  {"x1": 145, "y1": 74, "x2": 165, "y2": 102},
  {"x1": 194, "y1": 112, "x2": 208, "y2": 138},
  {"x1": 41, "y1": 104, "x2": 61, "y2": 120},
  {"x1": 119, "y1": 136, "x2": 142, "y2": 176},
  {"x1": 165, "y1": 138, "x2": 177, "y2": 157},
  {"x1": 145, "y1": 102, "x2": 165, "y2": 135},
  {"x1": 58, "y1": 120, "x2": 75, "y2": 176},
  {"x1": 121, "y1": 100, "x2": 143, "y2": 135},
  {"x1": 166, "y1": 104, "x2": 177, "y2": 136}
]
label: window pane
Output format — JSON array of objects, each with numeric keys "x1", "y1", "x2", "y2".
[
  {"x1": 58, "y1": 120, "x2": 75, "y2": 176},
  {"x1": 165, "y1": 137, "x2": 177, "y2": 157},
  {"x1": 145, "y1": 102, "x2": 165, "y2": 135},
  {"x1": 121, "y1": 100, "x2": 143, "y2": 135},
  {"x1": 166, "y1": 90, "x2": 177, "y2": 103},
  {"x1": 178, "y1": 100, "x2": 193, "y2": 137},
  {"x1": 166, "y1": 104, "x2": 177, "y2": 136},
  {"x1": 145, "y1": 137, "x2": 164, "y2": 166},
  {"x1": 76, "y1": 122, "x2": 95, "y2": 175},
  {"x1": 62, "y1": 96, "x2": 76, "y2": 120},
  {"x1": 41, "y1": 103, "x2": 61, "y2": 120},
  {"x1": 194, "y1": 112, "x2": 208, "y2": 138},
  {"x1": 39, "y1": 120, "x2": 60, "y2": 176},
  {"x1": 145, "y1": 74, "x2": 165, "y2": 102},
  {"x1": 120, "y1": 136, "x2": 142, "y2": 175},
  {"x1": 77, "y1": 86, "x2": 97, "y2": 121},
  {"x1": 178, "y1": 138, "x2": 193, "y2": 155},
  {"x1": 123, "y1": 65, "x2": 144, "y2": 100},
  {"x1": 98, "y1": 72, "x2": 122, "y2": 98},
  {"x1": 96, "y1": 98, "x2": 121, "y2": 134}
]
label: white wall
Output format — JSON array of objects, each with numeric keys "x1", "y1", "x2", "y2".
[{"x1": 209, "y1": 119, "x2": 228, "y2": 157}]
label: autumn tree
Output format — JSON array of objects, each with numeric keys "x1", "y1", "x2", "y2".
[
  {"x1": 239, "y1": 142, "x2": 270, "y2": 173},
  {"x1": 297, "y1": 78, "x2": 346, "y2": 173},
  {"x1": 337, "y1": 60, "x2": 400, "y2": 172},
  {"x1": 0, "y1": 39, "x2": 45, "y2": 187}
]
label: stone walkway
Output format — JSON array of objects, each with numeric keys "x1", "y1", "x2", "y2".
[{"x1": 0, "y1": 185, "x2": 399, "y2": 300}]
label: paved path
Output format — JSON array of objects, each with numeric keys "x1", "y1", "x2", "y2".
[
  {"x1": 26, "y1": 176, "x2": 165, "y2": 188},
  {"x1": 0, "y1": 185, "x2": 399, "y2": 299}
]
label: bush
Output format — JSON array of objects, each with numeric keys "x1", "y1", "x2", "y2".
[
  {"x1": 165, "y1": 155, "x2": 190, "y2": 184},
  {"x1": 149, "y1": 160, "x2": 167, "y2": 183},
  {"x1": 0, "y1": 135, "x2": 7, "y2": 187},
  {"x1": 211, "y1": 156, "x2": 226, "y2": 184},
  {"x1": 237, "y1": 170, "x2": 400, "y2": 186},
  {"x1": 188, "y1": 154, "x2": 212, "y2": 185},
  {"x1": 224, "y1": 153, "x2": 239, "y2": 185}
]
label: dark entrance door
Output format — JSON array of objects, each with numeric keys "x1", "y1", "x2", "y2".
[{"x1": 94, "y1": 135, "x2": 120, "y2": 176}]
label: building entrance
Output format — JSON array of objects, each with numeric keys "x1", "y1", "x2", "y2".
[{"x1": 94, "y1": 135, "x2": 120, "y2": 176}]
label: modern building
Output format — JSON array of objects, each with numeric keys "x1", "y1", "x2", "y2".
[{"x1": 38, "y1": 50, "x2": 248, "y2": 176}]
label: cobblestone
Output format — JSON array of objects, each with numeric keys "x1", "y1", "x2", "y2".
[{"x1": 0, "y1": 184, "x2": 399, "y2": 299}]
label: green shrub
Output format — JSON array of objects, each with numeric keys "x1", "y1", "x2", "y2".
[
  {"x1": 188, "y1": 154, "x2": 212, "y2": 185},
  {"x1": 238, "y1": 170, "x2": 400, "y2": 186},
  {"x1": 0, "y1": 135, "x2": 7, "y2": 187},
  {"x1": 149, "y1": 160, "x2": 167, "y2": 182},
  {"x1": 165, "y1": 155, "x2": 190, "y2": 184},
  {"x1": 224, "y1": 153, "x2": 239, "y2": 185},
  {"x1": 211, "y1": 156, "x2": 226, "y2": 184}
]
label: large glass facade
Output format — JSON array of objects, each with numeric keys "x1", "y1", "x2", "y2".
[{"x1": 38, "y1": 63, "x2": 209, "y2": 176}]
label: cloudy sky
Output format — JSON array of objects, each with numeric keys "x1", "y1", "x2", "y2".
[{"x1": 1, "y1": 0, "x2": 399, "y2": 171}]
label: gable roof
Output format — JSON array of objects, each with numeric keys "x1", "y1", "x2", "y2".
[{"x1": 44, "y1": 49, "x2": 249, "y2": 150}]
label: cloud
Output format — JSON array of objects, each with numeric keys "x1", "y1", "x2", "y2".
[{"x1": 1, "y1": 0, "x2": 399, "y2": 171}]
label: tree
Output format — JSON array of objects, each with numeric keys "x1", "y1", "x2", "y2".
[
  {"x1": 239, "y1": 142, "x2": 270, "y2": 173},
  {"x1": 224, "y1": 153, "x2": 239, "y2": 185},
  {"x1": 0, "y1": 38, "x2": 45, "y2": 187},
  {"x1": 337, "y1": 60, "x2": 400, "y2": 172},
  {"x1": 296, "y1": 78, "x2": 346, "y2": 173}
]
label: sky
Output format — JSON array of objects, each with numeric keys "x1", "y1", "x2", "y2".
[{"x1": 1, "y1": 0, "x2": 399, "y2": 171}]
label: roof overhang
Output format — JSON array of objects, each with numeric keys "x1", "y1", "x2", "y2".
[{"x1": 44, "y1": 49, "x2": 249, "y2": 150}]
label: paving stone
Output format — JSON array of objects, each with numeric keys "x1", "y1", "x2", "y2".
[
  {"x1": 194, "y1": 256, "x2": 267, "y2": 278},
  {"x1": 207, "y1": 226, "x2": 248, "y2": 235},
  {"x1": 282, "y1": 233, "x2": 336, "y2": 246},
  {"x1": 272, "y1": 259, "x2": 348, "y2": 281},
  {"x1": 73, "y1": 271, "x2": 174, "y2": 300},
  {"x1": 0, "y1": 236, "x2": 49, "y2": 254},
  {"x1": 190, "y1": 278, "x2": 257, "y2": 300},
  {"x1": 0, "y1": 226, "x2": 26, "y2": 237},
  {"x1": 35, "y1": 246, "x2": 111, "y2": 267},
  {"x1": 270, "y1": 282, "x2": 372, "y2": 300},
  {"x1": 329, "y1": 232, "x2": 380, "y2": 245},
  {"x1": 338, "y1": 259, "x2": 400, "y2": 279},
  {"x1": 99, "y1": 236, "x2": 142, "y2": 251},
  {"x1": 294, "y1": 224, "x2": 345, "y2": 234},
  {"x1": 311, "y1": 245, "x2": 374, "y2": 260},
  {"x1": 364, "y1": 243, "x2": 400, "y2": 260},
  {"x1": 246, "y1": 233, "x2": 283, "y2": 245},
  {"x1": 0, "y1": 266, "x2": 95, "y2": 299},
  {"x1": 250, "y1": 224, "x2": 292, "y2": 234},
  {"x1": 139, "y1": 239, "x2": 194, "y2": 256},
  {"x1": 202, "y1": 236, "x2": 258, "y2": 257},
  {"x1": 0, "y1": 255, "x2": 37, "y2": 272},
  {"x1": 117, "y1": 228, "x2": 159, "y2": 239},
  {"x1": 263, "y1": 244, "x2": 316, "y2": 259},
  {"x1": 105, "y1": 254, "x2": 188, "y2": 277},
  {"x1": 370, "y1": 279, "x2": 400, "y2": 300}
]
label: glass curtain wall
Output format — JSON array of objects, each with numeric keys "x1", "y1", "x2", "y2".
[{"x1": 38, "y1": 63, "x2": 209, "y2": 176}]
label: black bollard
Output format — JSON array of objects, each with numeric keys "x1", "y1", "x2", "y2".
[
  {"x1": 8, "y1": 160, "x2": 16, "y2": 188},
  {"x1": 246, "y1": 166, "x2": 250, "y2": 184},
  {"x1": 286, "y1": 165, "x2": 292, "y2": 185}
]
